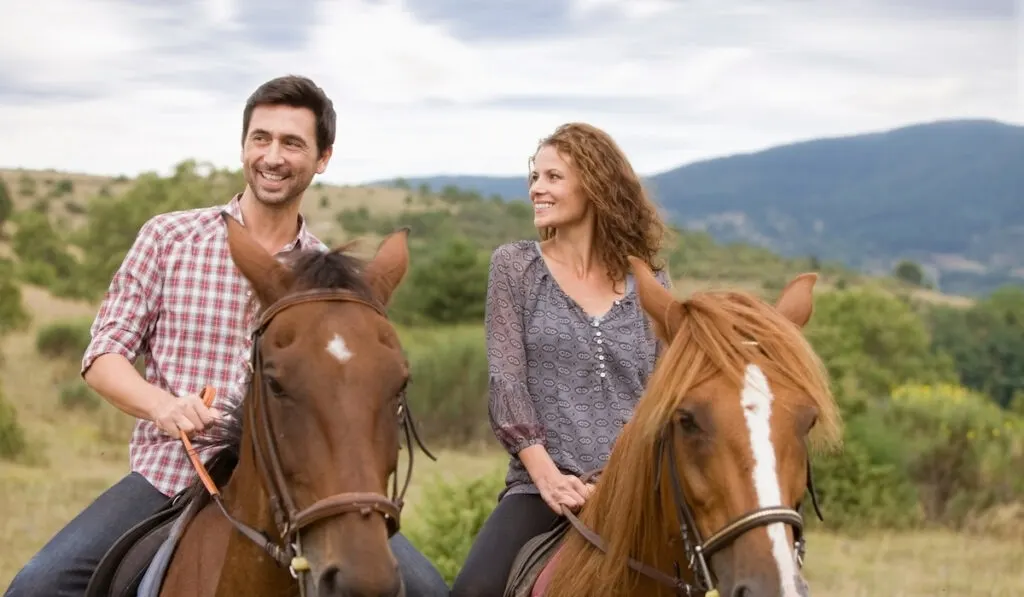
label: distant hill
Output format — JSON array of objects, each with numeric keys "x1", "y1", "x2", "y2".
[
  {"x1": 379, "y1": 119, "x2": 1024, "y2": 296},
  {"x1": 0, "y1": 161, "x2": 973, "y2": 316}
]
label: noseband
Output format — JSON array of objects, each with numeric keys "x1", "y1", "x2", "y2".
[
  {"x1": 561, "y1": 423, "x2": 823, "y2": 597},
  {"x1": 186, "y1": 287, "x2": 433, "y2": 591}
]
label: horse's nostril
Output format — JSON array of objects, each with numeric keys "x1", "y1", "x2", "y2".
[
  {"x1": 318, "y1": 565, "x2": 344, "y2": 596},
  {"x1": 730, "y1": 584, "x2": 751, "y2": 597},
  {"x1": 316, "y1": 564, "x2": 403, "y2": 597}
]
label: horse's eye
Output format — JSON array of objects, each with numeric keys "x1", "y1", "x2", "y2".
[
  {"x1": 678, "y1": 409, "x2": 701, "y2": 434},
  {"x1": 266, "y1": 377, "x2": 285, "y2": 395}
]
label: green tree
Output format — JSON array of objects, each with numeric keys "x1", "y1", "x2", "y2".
[
  {"x1": 0, "y1": 179, "x2": 12, "y2": 234},
  {"x1": 804, "y1": 287, "x2": 957, "y2": 406},
  {"x1": 392, "y1": 238, "x2": 490, "y2": 325},
  {"x1": 71, "y1": 161, "x2": 241, "y2": 299},
  {"x1": 928, "y1": 286, "x2": 1024, "y2": 408},
  {"x1": 893, "y1": 260, "x2": 925, "y2": 286},
  {"x1": 11, "y1": 210, "x2": 77, "y2": 283}
]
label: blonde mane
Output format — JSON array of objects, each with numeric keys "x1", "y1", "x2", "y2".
[{"x1": 544, "y1": 288, "x2": 842, "y2": 597}]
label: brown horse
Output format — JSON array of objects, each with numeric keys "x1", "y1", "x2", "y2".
[
  {"x1": 153, "y1": 215, "x2": 430, "y2": 597},
  {"x1": 516, "y1": 258, "x2": 842, "y2": 597}
]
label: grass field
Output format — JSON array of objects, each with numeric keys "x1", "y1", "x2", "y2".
[
  {"x1": 3, "y1": 445, "x2": 1024, "y2": 595},
  {"x1": 1, "y1": 288, "x2": 1022, "y2": 594}
]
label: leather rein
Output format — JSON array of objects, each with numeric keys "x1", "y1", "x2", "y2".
[
  {"x1": 560, "y1": 423, "x2": 824, "y2": 597},
  {"x1": 181, "y1": 287, "x2": 434, "y2": 591}
]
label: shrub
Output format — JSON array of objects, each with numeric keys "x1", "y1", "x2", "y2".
[
  {"x1": 53, "y1": 178, "x2": 74, "y2": 196},
  {"x1": 59, "y1": 381, "x2": 101, "y2": 411},
  {"x1": 884, "y1": 383, "x2": 1024, "y2": 523},
  {"x1": 19, "y1": 260, "x2": 57, "y2": 287},
  {"x1": 403, "y1": 467, "x2": 506, "y2": 583},
  {"x1": 399, "y1": 325, "x2": 490, "y2": 446},
  {"x1": 36, "y1": 319, "x2": 93, "y2": 360},
  {"x1": 0, "y1": 259, "x2": 31, "y2": 335},
  {"x1": 0, "y1": 385, "x2": 27, "y2": 460},
  {"x1": 808, "y1": 408, "x2": 923, "y2": 532},
  {"x1": 64, "y1": 199, "x2": 86, "y2": 214},
  {"x1": 809, "y1": 383, "x2": 1024, "y2": 531}
]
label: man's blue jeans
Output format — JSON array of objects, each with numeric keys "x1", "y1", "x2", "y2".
[{"x1": 3, "y1": 472, "x2": 448, "y2": 597}]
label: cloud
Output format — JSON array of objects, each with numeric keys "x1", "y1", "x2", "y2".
[
  {"x1": 400, "y1": 0, "x2": 575, "y2": 41},
  {"x1": 0, "y1": 0, "x2": 1019, "y2": 185}
]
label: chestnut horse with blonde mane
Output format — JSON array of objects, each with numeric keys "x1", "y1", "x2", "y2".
[
  {"x1": 512, "y1": 258, "x2": 842, "y2": 597},
  {"x1": 137, "y1": 215, "x2": 430, "y2": 597}
]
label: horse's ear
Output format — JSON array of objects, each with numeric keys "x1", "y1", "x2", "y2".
[
  {"x1": 363, "y1": 227, "x2": 410, "y2": 307},
  {"x1": 221, "y1": 212, "x2": 293, "y2": 307},
  {"x1": 628, "y1": 256, "x2": 684, "y2": 343},
  {"x1": 774, "y1": 272, "x2": 817, "y2": 328}
]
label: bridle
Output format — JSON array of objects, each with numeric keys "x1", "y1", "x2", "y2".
[
  {"x1": 184, "y1": 287, "x2": 434, "y2": 595},
  {"x1": 561, "y1": 414, "x2": 823, "y2": 597}
]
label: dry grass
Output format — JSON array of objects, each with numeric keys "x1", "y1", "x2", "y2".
[
  {"x1": 3, "y1": 444, "x2": 1023, "y2": 594},
  {"x1": 0, "y1": 168, "x2": 136, "y2": 226},
  {"x1": 804, "y1": 531, "x2": 1024, "y2": 596},
  {"x1": 0, "y1": 167, "x2": 417, "y2": 253},
  {"x1": 0, "y1": 286, "x2": 1018, "y2": 595}
]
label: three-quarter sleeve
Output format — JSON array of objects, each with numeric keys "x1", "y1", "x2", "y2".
[{"x1": 485, "y1": 245, "x2": 545, "y2": 455}]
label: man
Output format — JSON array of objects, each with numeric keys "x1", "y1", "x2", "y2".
[{"x1": 4, "y1": 75, "x2": 448, "y2": 597}]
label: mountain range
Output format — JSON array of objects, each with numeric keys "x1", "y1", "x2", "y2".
[{"x1": 377, "y1": 119, "x2": 1023, "y2": 296}]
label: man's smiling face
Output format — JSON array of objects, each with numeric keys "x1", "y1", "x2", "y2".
[{"x1": 241, "y1": 103, "x2": 331, "y2": 208}]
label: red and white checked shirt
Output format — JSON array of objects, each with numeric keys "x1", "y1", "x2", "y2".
[{"x1": 81, "y1": 194, "x2": 325, "y2": 497}]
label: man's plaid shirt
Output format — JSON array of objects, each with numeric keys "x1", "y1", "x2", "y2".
[{"x1": 81, "y1": 194, "x2": 325, "y2": 497}]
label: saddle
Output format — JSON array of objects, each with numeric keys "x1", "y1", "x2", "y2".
[
  {"x1": 503, "y1": 518, "x2": 571, "y2": 597},
  {"x1": 84, "y1": 449, "x2": 238, "y2": 597}
]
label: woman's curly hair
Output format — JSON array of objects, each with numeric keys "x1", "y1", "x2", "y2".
[{"x1": 530, "y1": 122, "x2": 668, "y2": 287}]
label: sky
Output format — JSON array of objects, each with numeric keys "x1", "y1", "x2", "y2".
[{"x1": 0, "y1": 0, "x2": 1020, "y2": 184}]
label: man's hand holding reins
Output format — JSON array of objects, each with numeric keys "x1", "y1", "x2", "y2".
[{"x1": 149, "y1": 392, "x2": 222, "y2": 437}]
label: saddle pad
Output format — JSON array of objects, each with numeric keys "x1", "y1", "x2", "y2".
[
  {"x1": 530, "y1": 548, "x2": 564, "y2": 597},
  {"x1": 503, "y1": 518, "x2": 570, "y2": 597},
  {"x1": 136, "y1": 495, "x2": 205, "y2": 597},
  {"x1": 109, "y1": 519, "x2": 176, "y2": 597},
  {"x1": 81, "y1": 495, "x2": 186, "y2": 597}
]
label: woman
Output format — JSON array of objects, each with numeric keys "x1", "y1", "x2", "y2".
[{"x1": 450, "y1": 122, "x2": 672, "y2": 596}]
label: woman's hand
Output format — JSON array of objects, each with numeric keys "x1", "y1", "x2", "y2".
[
  {"x1": 536, "y1": 470, "x2": 593, "y2": 515},
  {"x1": 519, "y1": 444, "x2": 595, "y2": 515}
]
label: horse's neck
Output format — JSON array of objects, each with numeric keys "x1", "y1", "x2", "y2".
[
  {"x1": 549, "y1": 509, "x2": 693, "y2": 597},
  {"x1": 215, "y1": 425, "x2": 295, "y2": 595}
]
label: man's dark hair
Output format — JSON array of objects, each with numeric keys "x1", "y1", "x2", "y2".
[{"x1": 242, "y1": 75, "x2": 336, "y2": 156}]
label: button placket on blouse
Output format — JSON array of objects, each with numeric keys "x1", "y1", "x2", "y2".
[
  {"x1": 592, "y1": 318, "x2": 606, "y2": 379},
  {"x1": 592, "y1": 298, "x2": 624, "y2": 380}
]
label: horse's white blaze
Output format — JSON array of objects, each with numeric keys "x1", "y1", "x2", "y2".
[
  {"x1": 326, "y1": 333, "x2": 353, "y2": 364},
  {"x1": 741, "y1": 364, "x2": 800, "y2": 596}
]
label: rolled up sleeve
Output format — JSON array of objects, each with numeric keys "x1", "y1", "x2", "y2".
[{"x1": 81, "y1": 218, "x2": 165, "y2": 376}]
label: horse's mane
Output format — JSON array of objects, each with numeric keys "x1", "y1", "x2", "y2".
[
  {"x1": 186, "y1": 244, "x2": 372, "y2": 493},
  {"x1": 545, "y1": 288, "x2": 842, "y2": 597}
]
